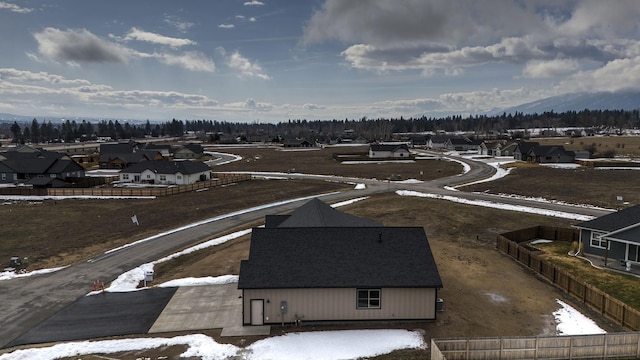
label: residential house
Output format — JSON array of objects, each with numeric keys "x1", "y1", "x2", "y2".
[
  {"x1": 480, "y1": 141, "x2": 504, "y2": 156},
  {"x1": 0, "y1": 146, "x2": 85, "y2": 187},
  {"x1": 174, "y1": 143, "x2": 205, "y2": 159},
  {"x1": 526, "y1": 145, "x2": 575, "y2": 163},
  {"x1": 445, "y1": 138, "x2": 483, "y2": 152},
  {"x1": 142, "y1": 143, "x2": 174, "y2": 157},
  {"x1": 99, "y1": 142, "x2": 162, "y2": 169},
  {"x1": 118, "y1": 160, "x2": 211, "y2": 185},
  {"x1": 574, "y1": 204, "x2": 640, "y2": 267},
  {"x1": 500, "y1": 142, "x2": 518, "y2": 157},
  {"x1": 282, "y1": 138, "x2": 314, "y2": 148},
  {"x1": 513, "y1": 142, "x2": 540, "y2": 161},
  {"x1": 429, "y1": 136, "x2": 449, "y2": 149},
  {"x1": 368, "y1": 143, "x2": 411, "y2": 159},
  {"x1": 238, "y1": 198, "x2": 443, "y2": 325}
]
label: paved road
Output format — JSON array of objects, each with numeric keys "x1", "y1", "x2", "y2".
[{"x1": 0, "y1": 153, "x2": 611, "y2": 349}]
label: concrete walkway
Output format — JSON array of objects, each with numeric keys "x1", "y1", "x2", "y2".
[{"x1": 149, "y1": 283, "x2": 270, "y2": 337}]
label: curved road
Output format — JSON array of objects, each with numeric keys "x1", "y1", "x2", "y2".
[{"x1": 0, "y1": 152, "x2": 610, "y2": 349}]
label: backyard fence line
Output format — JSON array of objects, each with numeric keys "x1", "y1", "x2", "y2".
[
  {"x1": 496, "y1": 225, "x2": 640, "y2": 331},
  {"x1": 0, "y1": 173, "x2": 252, "y2": 198},
  {"x1": 431, "y1": 332, "x2": 640, "y2": 360}
]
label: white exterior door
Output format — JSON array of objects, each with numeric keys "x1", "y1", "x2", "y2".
[{"x1": 251, "y1": 299, "x2": 264, "y2": 325}]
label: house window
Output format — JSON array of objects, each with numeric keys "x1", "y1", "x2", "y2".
[
  {"x1": 159, "y1": 175, "x2": 166, "y2": 181},
  {"x1": 146, "y1": 174, "x2": 151, "y2": 179},
  {"x1": 1, "y1": 174, "x2": 5, "y2": 181},
  {"x1": 122, "y1": 174, "x2": 129, "y2": 180},
  {"x1": 590, "y1": 231, "x2": 609, "y2": 249},
  {"x1": 177, "y1": 175, "x2": 182, "y2": 180},
  {"x1": 357, "y1": 289, "x2": 381, "y2": 309}
]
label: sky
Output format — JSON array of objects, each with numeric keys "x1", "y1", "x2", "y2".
[{"x1": 1, "y1": 1, "x2": 640, "y2": 123}]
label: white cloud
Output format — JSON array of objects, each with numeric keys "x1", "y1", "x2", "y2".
[
  {"x1": 150, "y1": 51, "x2": 215, "y2": 72},
  {"x1": 244, "y1": 1, "x2": 264, "y2": 6},
  {"x1": 522, "y1": 59, "x2": 580, "y2": 79},
  {"x1": 0, "y1": 68, "x2": 90, "y2": 86},
  {"x1": 225, "y1": 51, "x2": 270, "y2": 80},
  {"x1": 0, "y1": 1, "x2": 33, "y2": 13},
  {"x1": 218, "y1": 24, "x2": 235, "y2": 29},
  {"x1": 123, "y1": 28, "x2": 196, "y2": 48},
  {"x1": 557, "y1": 56, "x2": 640, "y2": 93},
  {"x1": 249, "y1": 17, "x2": 257, "y2": 22},
  {"x1": 33, "y1": 27, "x2": 131, "y2": 64},
  {"x1": 163, "y1": 15, "x2": 194, "y2": 33}
]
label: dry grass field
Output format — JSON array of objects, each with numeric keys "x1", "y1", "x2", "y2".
[
  {"x1": 3, "y1": 145, "x2": 638, "y2": 359},
  {"x1": 534, "y1": 135, "x2": 640, "y2": 157},
  {"x1": 462, "y1": 164, "x2": 640, "y2": 209}
]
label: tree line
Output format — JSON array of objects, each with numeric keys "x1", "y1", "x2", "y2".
[{"x1": 1, "y1": 108, "x2": 639, "y2": 144}]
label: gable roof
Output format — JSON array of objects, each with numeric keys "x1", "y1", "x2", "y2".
[
  {"x1": 574, "y1": 205, "x2": 640, "y2": 233},
  {"x1": 120, "y1": 160, "x2": 210, "y2": 175},
  {"x1": 277, "y1": 198, "x2": 382, "y2": 227},
  {"x1": 238, "y1": 226, "x2": 442, "y2": 289},
  {"x1": 528, "y1": 145, "x2": 573, "y2": 157},
  {"x1": 238, "y1": 198, "x2": 442, "y2": 290},
  {"x1": 514, "y1": 141, "x2": 539, "y2": 153},
  {"x1": 369, "y1": 143, "x2": 409, "y2": 152}
]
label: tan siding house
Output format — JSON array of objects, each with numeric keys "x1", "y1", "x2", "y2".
[{"x1": 238, "y1": 199, "x2": 443, "y2": 326}]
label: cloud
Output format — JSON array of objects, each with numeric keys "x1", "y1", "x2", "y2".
[
  {"x1": 152, "y1": 51, "x2": 215, "y2": 72},
  {"x1": 123, "y1": 28, "x2": 196, "y2": 47},
  {"x1": 225, "y1": 51, "x2": 270, "y2": 80},
  {"x1": 305, "y1": 0, "x2": 640, "y2": 95},
  {"x1": 218, "y1": 24, "x2": 235, "y2": 29},
  {"x1": 522, "y1": 59, "x2": 580, "y2": 79},
  {"x1": 33, "y1": 27, "x2": 131, "y2": 64},
  {"x1": 557, "y1": 56, "x2": 640, "y2": 93},
  {"x1": 0, "y1": 1, "x2": 33, "y2": 13},
  {"x1": 0, "y1": 68, "x2": 91, "y2": 86},
  {"x1": 164, "y1": 15, "x2": 194, "y2": 33},
  {"x1": 244, "y1": 1, "x2": 264, "y2": 6}
]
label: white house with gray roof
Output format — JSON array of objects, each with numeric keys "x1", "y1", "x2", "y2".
[{"x1": 118, "y1": 160, "x2": 211, "y2": 185}]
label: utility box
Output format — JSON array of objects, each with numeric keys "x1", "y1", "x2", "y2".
[
  {"x1": 9, "y1": 257, "x2": 21, "y2": 268},
  {"x1": 436, "y1": 298, "x2": 444, "y2": 312},
  {"x1": 144, "y1": 270, "x2": 154, "y2": 282}
]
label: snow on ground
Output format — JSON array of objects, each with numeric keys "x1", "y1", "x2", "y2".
[
  {"x1": 0, "y1": 299, "x2": 605, "y2": 360},
  {"x1": 540, "y1": 163, "x2": 582, "y2": 169},
  {"x1": 396, "y1": 190, "x2": 595, "y2": 221},
  {"x1": 158, "y1": 275, "x2": 238, "y2": 288},
  {"x1": 354, "y1": 183, "x2": 366, "y2": 189},
  {"x1": 454, "y1": 160, "x2": 515, "y2": 188},
  {"x1": 487, "y1": 193, "x2": 614, "y2": 212},
  {"x1": 205, "y1": 151, "x2": 243, "y2": 165},
  {"x1": 0, "y1": 330, "x2": 424, "y2": 360},
  {"x1": 0, "y1": 266, "x2": 66, "y2": 281},
  {"x1": 554, "y1": 299, "x2": 606, "y2": 335}
]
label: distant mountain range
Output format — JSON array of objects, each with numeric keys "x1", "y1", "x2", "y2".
[
  {"x1": 498, "y1": 91, "x2": 640, "y2": 115},
  {"x1": 2, "y1": 91, "x2": 639, "y2": 124}
]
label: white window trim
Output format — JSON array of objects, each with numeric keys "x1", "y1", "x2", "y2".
[{"x1": 590, "y1": 231, "x2": 609, "y2": 249}]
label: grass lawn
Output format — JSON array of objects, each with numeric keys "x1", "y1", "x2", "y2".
[{"x1": 534, "y1": 241, "x2": 640, "y2": 310}]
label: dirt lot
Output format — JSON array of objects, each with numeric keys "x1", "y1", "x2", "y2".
[{"x1": 1, "y1": 148, "x2": 633, "y2": 359}]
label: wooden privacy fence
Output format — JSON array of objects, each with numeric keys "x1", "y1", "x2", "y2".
[
  {"x1": 432, "y1": 332, "x2": 640, "y2": 360},
  {"x1": 0, "y1": 174, "x2": 251, "y2": 198},
  {"x1": 497, "y1": 226, "x2": 640, "y2": 331}
]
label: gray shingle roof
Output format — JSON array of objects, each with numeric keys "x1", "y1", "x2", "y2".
[
  {"x1": 238, "y1": 199, "x2": 442, "y2": 290},
  {"x1": 369, "y1": 143, "x2": 409, "y2": 152},
  {"x1": 574, "y1": 205, "x2": 640, "y2": 233},
  {"x1": 120, "y1": 160, "x2": 210, "y2": 175},
  {"x1": 277, "y1": 198, "x2": 382, "y2": 227},
  {"x1": 238, "y1": 227, "x2": 442, "y2": 289}
]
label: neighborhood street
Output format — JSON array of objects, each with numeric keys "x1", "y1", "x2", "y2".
[{"x1": 0, "y1": 153, "x2": 611, "y2": 349}]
